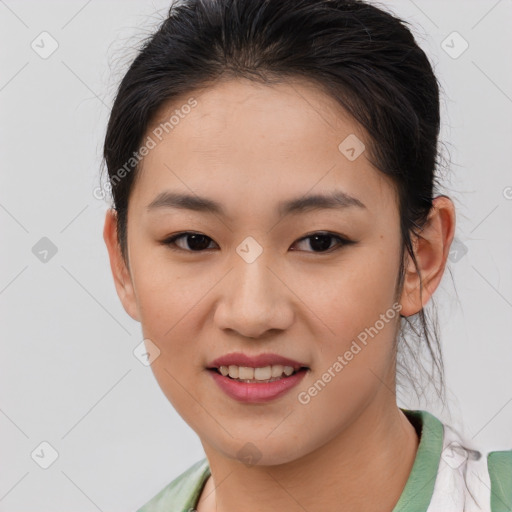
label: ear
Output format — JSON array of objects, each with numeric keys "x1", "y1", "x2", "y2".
[
  {"x1": 103, "y1": 209, "x2": 140, "y2": 322},
  {"x1": 399, "y1": 196, "x2": 456, "y2": 317}
]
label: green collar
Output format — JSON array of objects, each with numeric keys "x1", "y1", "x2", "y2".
[
  {"x1": 392, "y1": 408, "x2": 444, "y2": 511},
  {"x1": 137, "y1": 408, "x2": 444, "y2": 512}
]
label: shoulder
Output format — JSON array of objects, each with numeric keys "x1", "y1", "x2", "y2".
[
  {"x1": 487, "y1": 448, "x2": 512, "y2": 511},
  {"x1": 136, "y1": 457, "x2": 211, "y2": 512},
  {"x1": 399, "y1": 408, "x2": 512, "y2": 511}
]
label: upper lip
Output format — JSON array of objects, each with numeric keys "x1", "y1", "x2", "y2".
[{"x1": 207, "y1": 352, "x2": 308, "y2": 371}]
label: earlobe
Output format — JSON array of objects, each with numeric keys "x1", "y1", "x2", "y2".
[
  {"x1": 399, "y1": 196, "x2": 456, "y2": 317},
  {"x1": 103, "y1": 209, "x2": 140, "y2": 322}
]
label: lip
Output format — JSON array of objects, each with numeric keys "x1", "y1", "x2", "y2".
[
  {"x1": 206, "y1": 352, "x2": 310, "y2": 404},
  {"x1": 208, "y1": 367, "x2": 309, "y2": 403},
  {"x1": 207, "y1": 352, "x2": 308, "y2": 371}
]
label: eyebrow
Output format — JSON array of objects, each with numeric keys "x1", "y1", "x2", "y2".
[{"x1": 146, "y1": 190, "x2": 366, "y2": 217}]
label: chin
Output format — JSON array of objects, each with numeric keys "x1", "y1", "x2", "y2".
[{"x1": 215, "y1": 437, "x2": 307, "y2": 467}]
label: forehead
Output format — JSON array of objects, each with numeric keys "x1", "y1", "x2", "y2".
[{"x1": 131, "y1": 77, "x2": 397, "y2": 219}]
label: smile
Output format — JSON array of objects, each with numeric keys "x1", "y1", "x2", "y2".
[{"x1": 215, "y1": 364, "x2": 301, "y2": 382}]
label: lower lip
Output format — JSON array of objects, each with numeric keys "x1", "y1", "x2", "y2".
[{"x1": 208, "y1": 368, "x2": 308, "y2": 403}]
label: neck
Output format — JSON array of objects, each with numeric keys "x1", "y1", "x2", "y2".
[{"x1": 197, "y1": 400, "x2": 420, "y2": 512}]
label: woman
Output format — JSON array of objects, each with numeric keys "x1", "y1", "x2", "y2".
[{"x1": 101, "y1": 0, "x2": 512, "y2": 510}]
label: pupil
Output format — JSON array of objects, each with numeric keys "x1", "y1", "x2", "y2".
[
  {"x1": 188, "y1": 234, "x2": 211, "y2": 251},
  {"x1": 310, "y1": 234, "x2": 332, "y2": 252}
]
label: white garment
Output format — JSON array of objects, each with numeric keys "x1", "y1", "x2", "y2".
[{"x1": 427, "y1": 422, "x2": 492, "y2": 511}]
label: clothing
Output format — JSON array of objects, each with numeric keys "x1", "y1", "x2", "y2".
[{"x1": 136, "y1": 408, "x2": 512, "y2": 511}]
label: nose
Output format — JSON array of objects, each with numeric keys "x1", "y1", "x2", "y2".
[{"x1": 213, "y1": 251, "x2": 294, "y2": 339}]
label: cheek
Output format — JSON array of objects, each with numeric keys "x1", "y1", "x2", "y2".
[
  {"x1": 295, "y1": 241, "x2": 401, "y2": 402},
  {"x1": 299, "y1": 241, "x2": 401, "y2": 340},
  {"x1": 131, "y1": 256, "x2": 211, "y2": 424},
  {"x1": 129, "y1": 273, "x2": 207, "y2": 412},
  {"x1": 131, "y1": 248, "x2": 203, "y2": 337},
  {"x1": 293, "y1": 259, "x2": 401, "y2": 444}
]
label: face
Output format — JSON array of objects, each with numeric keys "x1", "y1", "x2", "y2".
[{"x1": 110, "y1": 77, "x2": 407, "y2": 465}]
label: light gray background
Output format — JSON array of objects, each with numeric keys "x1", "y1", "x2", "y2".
[{"x1": 1, "y1": 0, "x2": 511, "y2": 510}]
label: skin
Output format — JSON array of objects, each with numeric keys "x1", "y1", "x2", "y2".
[{"x1": 103, "y1": 77, "x2": 456, "y2": 512}]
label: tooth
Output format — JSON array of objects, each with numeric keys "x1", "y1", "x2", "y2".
[
  {"x1": 271, "y1": 364, "x2": 284, "y2": 377},
  {"x1": 220, "y1": 364, "x2": 299, "y2": 381},
  {"x1": 254, "y1": 366, "x2": 272, "y2": 380},
  {"x1": 238, "y1": 366, "x2": 254, "y2": 379},
  {"x1": 283, "y1": 366, "x2": 294, "y2": 376}
]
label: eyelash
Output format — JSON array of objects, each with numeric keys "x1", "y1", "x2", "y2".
[{"x1": 161, "y1": 231, "x2": 355, "y2": 254}]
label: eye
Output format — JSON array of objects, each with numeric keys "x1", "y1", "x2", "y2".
[
  {"x1": 162, "y1": 231, "x2": 354, "y2": 253},
  {"x1": 162, "y1": 232, "x2": 217, "y2": 252},
  {"x1": 290, "y1": 231, "x2": 352, "y2": 253}
]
